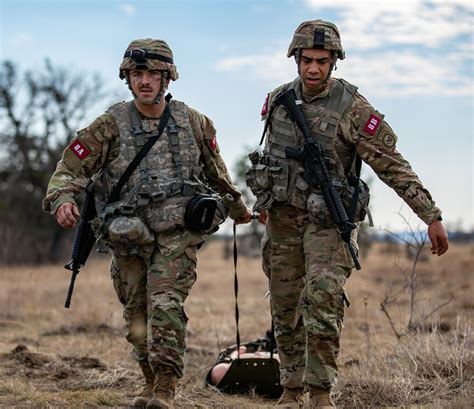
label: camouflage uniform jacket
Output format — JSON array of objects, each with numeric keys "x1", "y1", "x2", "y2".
[
  {"x1": 42, "y1": 99, "x2": 247, "y2": 220},
  {"x1": 259, "y1": 77, "x2": 441, "y2": 225}
]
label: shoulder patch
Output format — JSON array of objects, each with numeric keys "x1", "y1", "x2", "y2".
[
  {"x1": 363, "y1": 114, "x2": 382, "y2": 136},
  {"x1": 208, "y1": 135, "x2": 217, "y2": 151},
  {"x1": 69, "y1": 139, "x2": 90, "y2": 160},
  {"x1": 378, "y1": 126, "x2": 397, "y2": 149},
  {"x1": 261, "y1": 94, "x2": 269, "y2": 116}
]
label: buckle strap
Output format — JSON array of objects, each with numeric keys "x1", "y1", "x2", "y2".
[{"x1": 124, "y1": 49, "x2": 173, "y2": 64}]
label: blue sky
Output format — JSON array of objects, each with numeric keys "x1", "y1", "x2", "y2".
[{"x1": 1, "y1": 0, "x2": 473, "y2": 231}]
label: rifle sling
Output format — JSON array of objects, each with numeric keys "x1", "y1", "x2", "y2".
[
  {"x1": 347, "y1": 154, "x2": 362, "y2": 223},
  {"x1": 264, "y1": 89, "x2": 363, "y2": 224}
]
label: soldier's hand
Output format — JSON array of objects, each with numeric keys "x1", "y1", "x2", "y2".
[
  {"x1": 428, "y1": 219, "x2": 449, "y2": 256},
  {"x1": 258, "y1": 209, "x2": 267, "y2": 225},
  {"x1": 55, "y1": 203, "x2": 80, "y2": 229},
  {"x1": 234, "y1": 208, "x2": 253, "y2": 225}
]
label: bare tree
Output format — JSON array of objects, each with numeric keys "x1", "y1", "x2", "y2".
[
  {"x1": 380, "y1": 214, "x2": 453, "y2": 339},
  {"x1": 0, "y1": 59, "x2": 111, "y2": 263}
]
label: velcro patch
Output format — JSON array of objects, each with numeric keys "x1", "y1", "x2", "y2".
[
  {"x1": 69, "y1": 139, "x2": 91, "y2": 160},
  {"x1": 261, "y1": 94, "x2": 269, "y2": 116},
  {"x1": 209, "y1": 136, "x2": 217, "y2": 151},
  {"x1": 382, "y1": 133, "x2": 396, "y2": 148},
  {"x1": 363, "y1": 114, "x2": 381, "y2": 136}
]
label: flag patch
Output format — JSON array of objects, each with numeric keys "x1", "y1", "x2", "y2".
[
  {"x1": 209, "y1": 136, "x2": 217, "y2": 151},
  {"x1": 261, "y1": 94, "x2": 269, "y2": 116},
  {"x1": 70, "y1": 139, "x2": 90, "y2": 160},
  {"x1": 363, "y1": 114, "x2": 381, "y2": 136}
]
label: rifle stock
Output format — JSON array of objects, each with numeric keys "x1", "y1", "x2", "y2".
[{"x1": 276, "y1": 89, "x2": 361, "y2": 270}]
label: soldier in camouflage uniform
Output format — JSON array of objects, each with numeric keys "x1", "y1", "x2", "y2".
[
  {"x1": 43, "y1": 38, "x2": 252, "y2": 409},
  {"x1": 246, "y1": 21, "x2": 449, "y2": 409}
]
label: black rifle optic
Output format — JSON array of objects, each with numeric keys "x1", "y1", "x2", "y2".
[
  {"x1": 275, "y1": 89, "x2": 361, "y2": 270},
  {"x1": 64, "y1": 180, "x2": 97, "y2": 308}
]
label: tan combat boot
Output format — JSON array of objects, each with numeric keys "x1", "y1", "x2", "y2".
[
  {"x1": 276, "y1": 387, "x2": 304, "y2": 408},
  {"x1": 308, "y1": 386, "x2": 335, "y2": 409},
  {"x1": 146, "y1": 365, "x2": 177, "y2": 409},
  {"x1": 132, "y1": 360, "x2": 155, "y2": 407}
]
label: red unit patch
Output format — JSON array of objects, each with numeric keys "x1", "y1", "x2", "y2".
[
  {"x1": 261, "y1": 94, "x2": 269, "y2": 116},
  {"x1": 363, "y1": 114, "x2": 381, "y2": 136},
  {"x1": 69, "y1": 139, "x2": 91, "y2": 160},
  {"x1": 209, "y1": 136, "x2": 217, "y2": 151}
]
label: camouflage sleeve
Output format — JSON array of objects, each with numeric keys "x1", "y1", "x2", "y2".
[
  {"x1": 188, "y1": 107, "x2": 248, "y2": 219},
  {"x1": 42, "y1": 113, "x2": 120, "y2": 214},
  {"x1": 346, "y1": 93, "x2": 442, "y2": 225}
]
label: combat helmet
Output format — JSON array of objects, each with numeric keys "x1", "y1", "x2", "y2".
[
  {"x1": 287, "y1": 20, "x2": 345, "y2": 61},
  {"x1": 119, "y1": 38, "x2": 178, "y2": 81}
]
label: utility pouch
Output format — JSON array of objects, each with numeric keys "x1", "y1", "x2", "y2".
[
  {"x1": 307, "y1": 192, "x2": 333, "y2": 226},
  {"x1": 342, "y1": 178, "x2": 371, "y2": 223},
  {"x1": 108, "y1": 216, "x2": 154, "y2": 245},
  {"x1": 185, "y1": 194, "x2": 218, "y2": 231},
  {"x1": 245, "y1": 150, "x2": 274, "y2": 211}
]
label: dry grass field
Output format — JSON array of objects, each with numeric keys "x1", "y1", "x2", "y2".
[{"x1": 0, "y1": 238, "x2": 472, "y2": 408}]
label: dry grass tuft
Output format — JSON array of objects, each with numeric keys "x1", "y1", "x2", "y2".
[
  {"x1": 0, "y1": 240, "x2": 472, "y2": 407},
  {"x1": 336, "y1": 322, "x2": 473, "y2": 408}
]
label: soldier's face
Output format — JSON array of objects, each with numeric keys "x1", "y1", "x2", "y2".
[
  {"x1": 129, "y1": 69, "x2": 162, "y2": 105},
  {"x1": 299, "y1": 49, "x2": 333, "y2": 93}
]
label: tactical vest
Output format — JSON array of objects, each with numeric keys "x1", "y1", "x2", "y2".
[
  {"x1": 247, "y1": 78, "x2": 369, "y2": 223},
  {"x1": 95, "y1": 99, "x2": 209, "y2": 233}
]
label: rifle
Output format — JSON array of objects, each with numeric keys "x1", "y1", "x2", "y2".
[
  {"x1": 64, "y1": 180, "x2": 97, "y2": 308},
  {"x1": 275, "y1": 88, "x2": 361, "y2": 270}
]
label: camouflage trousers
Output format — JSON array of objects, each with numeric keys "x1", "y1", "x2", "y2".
[
  {"x1": 110, "y1": 227, "x2": 203, "y2": 378},
  {"x1": 263, "y1": 203, "x2": 358, "y2": 390}
]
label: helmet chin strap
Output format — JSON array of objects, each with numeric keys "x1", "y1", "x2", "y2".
[{"x1": 153, "y1": 71, "x2": 168, "y2": 104}]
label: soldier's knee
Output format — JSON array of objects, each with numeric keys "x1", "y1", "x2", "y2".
[
  {"x1": 149, "y1": 295, "x2": 187, "y2": 331},
  {"x1": 303, "y1": 277, "x2": 345, "y2": 334},
  {"x1": 126, "y1": 315, "x2": 148, "y2": 345}
]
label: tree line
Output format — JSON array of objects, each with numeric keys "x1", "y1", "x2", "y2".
[{"x1": 0, "y1": 60, "x2": 110, "y2": 264}]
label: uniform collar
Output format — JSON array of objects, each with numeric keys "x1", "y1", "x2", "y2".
[{"x1": 300, "y1": 78, "x2": 333, "y2": 102}]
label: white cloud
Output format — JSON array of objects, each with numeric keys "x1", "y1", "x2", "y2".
[
  {"x1": 337, "y1": 49, "x2": 473, "y2": 97},
  {"x1": 305, "y1": 0, "x2": 473, "y2": 49},
  {"x1": 119, "y1": 4, "x2": 136, "y2": 16},
  {"x1": 8, "y1": 32, "x2": 33, "y2": 48},
  {"x1": 215, "y1": 0, "x2": 473, "y2": 97},
  {"x1": 216, "y1": 47, "x2": 472, "y2": 97},
  {"x1": 216, "y1": 52, "x2": 295, "y2": 83}
]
